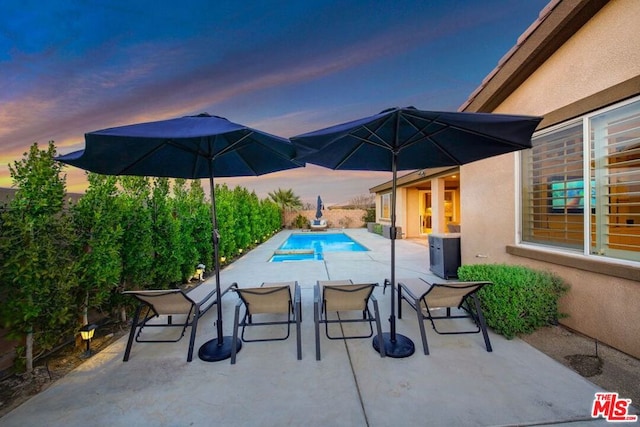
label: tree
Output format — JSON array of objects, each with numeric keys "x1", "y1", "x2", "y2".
[
  {"x1": 172, "y1": 179, "x2": 199, "y2": 282},
  {"x1": 71, "y1": 173, "x2": 122, "y2": 326},
  {"x1": 261, "y1": 199, "x2": 281, "y2": 234},
  {"x1": 214, "y1": 183, "x2": 236, "y2": 259},
  {"x1": 189, "y1": 180, "x2": 212, "y2": 271},
  {"x1": 349, "y1": 194, "x2": 375, "y2": 209},
  {"x1": 233, "y1": 186, "x2": 252, "y2": 251},
  {"x1": 114, "y1": 176, "x2": 153, "y2": 320},
  {"x1": 0, "y1": 142, "x2": 76, "y2": 373},
  {"x1": 248, "y1": 191, "x2": 264, "y2": 245},
  {"x1": 268, "y1": 188, "x2": 302, "y2": 227},
  {"x1": 150, "y1": 178, "x2": 181, "y2": 287},
  {"x1": 268, "y1": 188, "x2": 302, "y2": 211}
]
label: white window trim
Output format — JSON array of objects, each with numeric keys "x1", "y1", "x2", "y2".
[
  {"x1": 517, "y1": 95, "x2": 640, "y2": 267},
  {"x1": 380, "y1": 192, "x2": 391, "y2": 220}
]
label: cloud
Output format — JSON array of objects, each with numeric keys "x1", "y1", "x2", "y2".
[{"x1": 0, "y1": 0, "x2": 543, "y2": 200}]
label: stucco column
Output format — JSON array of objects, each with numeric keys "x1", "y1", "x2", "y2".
[{"x1": 431, "y1": 177, "x2": 445, "y2": 233}]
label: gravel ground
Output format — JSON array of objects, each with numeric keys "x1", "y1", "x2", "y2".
[{"x1": 521, "y1": 324, "x2": 640, "y2": 410}]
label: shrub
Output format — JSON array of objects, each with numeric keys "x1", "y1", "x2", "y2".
[
  {"x1": 293, "y1": 214, "x2": 308, "y2": 228},
  {"x1": 457, "y1": 264, "x2": 569, "y2": 339},
  {"x1": 362, "y1": 207, "x2": 375, "y2": 224},
  {"x1": 373, "y1": 223, "x2": 383, "y2": 235}
]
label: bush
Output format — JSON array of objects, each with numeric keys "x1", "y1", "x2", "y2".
[
  {"x1": 373, "y1": 223, "x2": 383, "y2": 235},
  {"x1": 293, "y1": 214, "x2": 308, "y2": 228},
  {"x1": 457, "y1": 264, "x2": 569, "y2": 339},
  {"x1": 362, "y1": 208, "x2": 375, "y2": 224}
]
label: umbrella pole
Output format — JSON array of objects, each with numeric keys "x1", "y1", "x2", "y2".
[
  {"x1": 372, "y1": 138, "x2": 415, "y2": 358},
  {"x1": 198, "y1": 169, "x2": 242, "y2": 362}
]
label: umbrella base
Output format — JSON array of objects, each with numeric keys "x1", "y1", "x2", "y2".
[
  {"x1": 372, "y1": 332, "x2": 415, "y2": 358},
  {"x1": 198, "y1": 336, "x2": 242, "y2": 362}
]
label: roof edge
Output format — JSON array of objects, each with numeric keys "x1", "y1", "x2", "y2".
[{"x1": 460, "y1": 0, "x2": 609, "y2": 113}]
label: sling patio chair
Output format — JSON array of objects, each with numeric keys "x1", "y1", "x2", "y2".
[
  {"x1": 314, "y1": 280, "x2": 385, "y2": 360},
  {"x1": 397, "y1": 278, "x2": 493, "y2": 355},
  {"x1": 230, "y1": 281, "x2": 301, "y2": 364},
  {"x1": 310, "y1": 219, "x2": 328, "y2": 230},
  {"x1": 122, "y1": 282, "x2": 236, "y2": 362}
]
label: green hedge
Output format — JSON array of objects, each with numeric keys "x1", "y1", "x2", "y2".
[{"x1": 457, "y1": 264, "x2": 569, "y2": 339}]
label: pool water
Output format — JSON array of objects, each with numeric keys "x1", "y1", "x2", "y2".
[
  {"x1": 270, "y1": 233, "x2": 368, "y2": 262},
  {"x1": 270, "y1": 252, "x2": 321, "y2": 262}
]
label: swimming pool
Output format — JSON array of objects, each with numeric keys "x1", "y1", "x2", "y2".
[{"x1": 270, "y1": 233, "x2": 368, "y2": 262}]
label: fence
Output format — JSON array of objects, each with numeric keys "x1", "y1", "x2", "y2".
[{"x1": 283, "y1": 209, "x2": 367, "y2": 229}]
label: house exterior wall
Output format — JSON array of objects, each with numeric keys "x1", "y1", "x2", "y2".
[
  {"x1": 375, "y1": 187, "x2": 408, "y2": 232},
  {"x1": 405, "y1": 187, "x2": 420, "y2": 237},
  {"x1": 374, "y1": 192, "x2": 387, "y2": 225},
  {"x1": 462, "y1": 0, "x2": 640, "y2": 358}
]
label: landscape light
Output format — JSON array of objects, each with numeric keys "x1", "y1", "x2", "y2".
[{"x1": 79, "y1": 324, "x2": 97, "y2": 358}]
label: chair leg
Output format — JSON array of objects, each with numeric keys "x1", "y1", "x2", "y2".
[
  {"x1": 397, "y1": 284, "x2": 403, "y2": 319},
  {"x1": 123, "y1": 304, "x2": 143, "y2": 362},
  {"x1": 314, "y1": 291, "x2": 321, "y2": 361},
  {"x1": 231, "y1": 301, "x2": 241, "y2": 364},
  {"x1": 472, "y1": 294, "x2": 492, "y2": 352},
  {"x1": 416, "y1": 302, "x2": 430, "y2": 355},
  {"x1": 296, "y1": 297, "x2": 302, "y2": 360},
  {"x1": 187, "y1": 313, "x2": 199, "y2": 362},
  {"x1": 372, "y1": 297, "x2": 385, "y2": 358}
]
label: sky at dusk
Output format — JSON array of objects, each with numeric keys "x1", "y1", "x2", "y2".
[{"x1": 1, "y1": 0, "x2": 548, "y2": 205}]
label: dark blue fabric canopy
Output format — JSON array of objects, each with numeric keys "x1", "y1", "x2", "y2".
[
  {"x1": 292, "y1": 107, "x2": 541, "y2": 171},
  {"x1": 291, "y1": 107, "x2": 542, "y2": 358},
  {"x1": 57, "y1": 113, "x2": 300, "y2": 179},
  {"x1": 315, "y1": 195, "x2": 323, "y2": 219}
]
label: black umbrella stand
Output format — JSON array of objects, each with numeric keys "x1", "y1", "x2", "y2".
[
  {"x1": 198, "y1": 170, "x2": 242, "y2": 361},
  {"x1": 372, "y1": 151, "x2": 415, "y2": 358}
]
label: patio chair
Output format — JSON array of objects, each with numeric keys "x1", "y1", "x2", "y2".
[
  {"x1": 310, "y1": 219, "x2": 327, "y2": 230},
  {"x1": 122, "y1": 282, "x2": 236, "y2": 362},
  {"x1": 397, "y1": 278, "x2": 493, "y2": 355},
  {"x1": 314, "y1": 280, "x2": 385, "y2": 360},
  {"x1": 230, "y1": 281, "x2": 301, "y2": 364}
]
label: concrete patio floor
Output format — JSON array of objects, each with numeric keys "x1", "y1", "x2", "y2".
[{"x1": 0, "y1": 229, "x2": 624, "y2": 426}]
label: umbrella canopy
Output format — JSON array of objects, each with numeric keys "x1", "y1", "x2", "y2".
[
  {"x1": 291, "y1": 107, "x2": 541, "y2": 358},
  {"x1": 57, "y1": 113, "x2": 301, "y2": 362},
  {"x1": 315, "y1": 195, "x2": 323, "y2": 219},
  {"x1": 291, "y1": 107, "x2": 540, "y2": 170},
  {"x1": 57, "y1": 113, "x2": 299, "y2": 178}
]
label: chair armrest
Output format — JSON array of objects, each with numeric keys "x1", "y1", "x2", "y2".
[
  {"x1": 294, "y1": 282, "x2": 302, "y2": 304},
  {"x1": 397, "y1": 282, "x2": 420, "y2": 302}
]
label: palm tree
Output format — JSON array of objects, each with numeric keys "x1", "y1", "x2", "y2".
[
  {"x1": 268, "y1": 188, "x2": 303, "y2": 211},
  {"x1": 268, "y1": 188, "x2": 302, "y2": 228}
]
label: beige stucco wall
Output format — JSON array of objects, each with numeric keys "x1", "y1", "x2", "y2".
[
  {"x1": 405, "y1": 188, "x2": 420, "y2": 237},
  {"x1": 496, "y1": 0, "x2": 640, "y2": 117},
  {"x1": 375, "y1": 187, "x2": 408, "y2": 232},
  {"x1": 461, "y1": 154, "x2": 517, "y2": 260},
  {"x1": 462, "y1": 0, "x2": 640, "y2": 358},
  {"x1": 284, "y1": 208, "x2": 367, "y2": 229}
]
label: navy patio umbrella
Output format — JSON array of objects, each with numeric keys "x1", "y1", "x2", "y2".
[
  {"x1": 57, "y1": 113, "x2": 301, "y2": 362},
  {"x1": 316, "y1": 195, "x2": 323, "y2": 219},
  {"x1": 292, "y1": 107, "x2": 541, "y2": 358}
]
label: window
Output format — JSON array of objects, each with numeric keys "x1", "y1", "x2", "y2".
[
  {"x1": 380, "y1": 193, "x2": 391, "y2": 220},
  {"x1": 521, "y1": 97, "x2": 640, "y2": 262}
]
